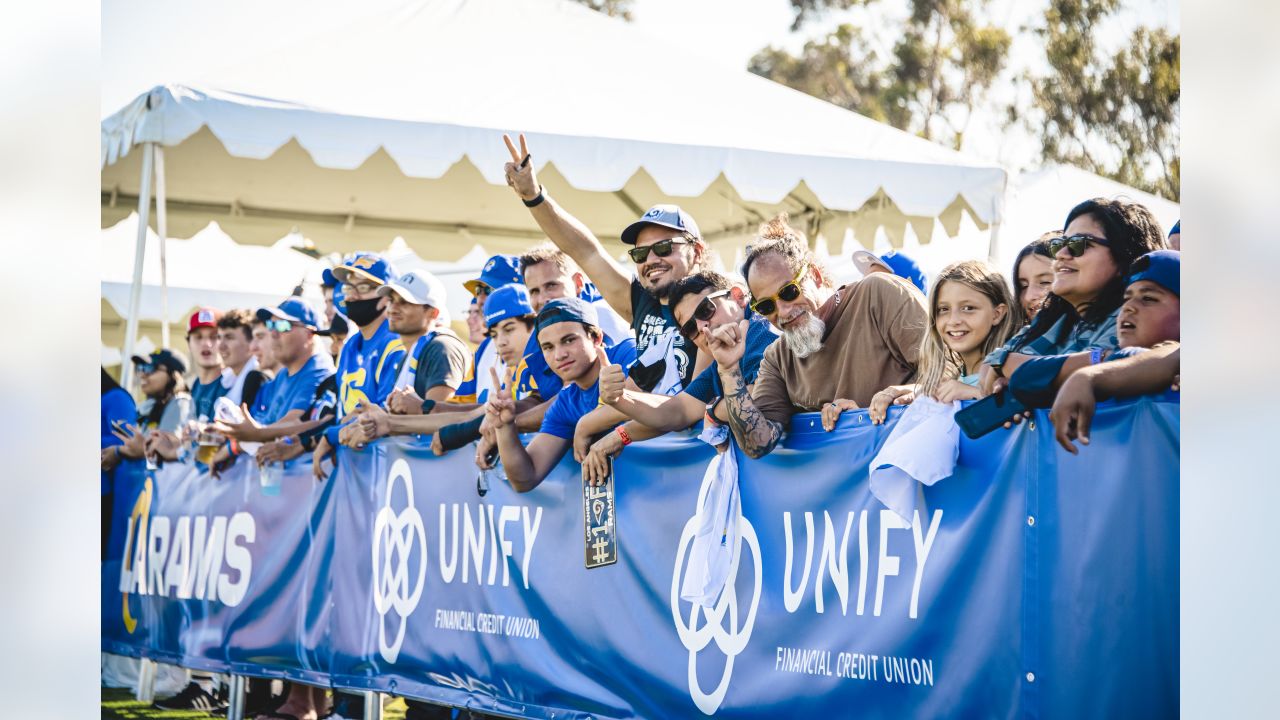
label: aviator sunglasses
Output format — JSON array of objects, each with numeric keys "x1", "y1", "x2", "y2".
[
  {"x1": 679, "y1": 289, "x2": 731, "y2": 340},
  {"x1": 1048, "y1": 233, "x2": 1109, "y2": 258},
  {"x1": 749, "y1": 263, "x2": 809, "y2": 317},
  {"x1": 627, "y1": 237, "x2": 693, "y2": 264}
]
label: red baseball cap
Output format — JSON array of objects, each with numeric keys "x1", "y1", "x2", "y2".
[{"x1": 187, "y1": 307, "x2": 222, "y2": 334}]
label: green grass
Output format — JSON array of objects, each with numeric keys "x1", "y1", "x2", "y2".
[{"x1": 102, "y1": 687, "x2": 408, "y2": 719}]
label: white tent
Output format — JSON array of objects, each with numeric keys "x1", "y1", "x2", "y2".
[{"x1": 100, "y1": 0, "x2": 1009, "y2": 383}]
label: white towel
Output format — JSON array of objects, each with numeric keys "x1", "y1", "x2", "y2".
[
  {"x1": 868, "y1": 396, "x2": 961, "y2": 525},
  {"x1": 219, "y1": 356, "x2": 259, "y2": 405},
  {"x1": 680, "y1": 443, "x2": 740, "y2": 607}
]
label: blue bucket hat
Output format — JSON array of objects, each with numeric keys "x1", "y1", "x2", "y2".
[
  {"x1": 256, "y1": 297, "x2": 320, "y2": 331},
  {"x1": 483, "y1": 285, "x2": 535, "y2": 329},
  {"x1": 332, "y1": 252, "x2": 396, "y2": 286},
  {"x1": 464, "y1": 255, "x2": 522, "y2": 296},
  {"x1": 878, "y1": 250, "x2": 927, "y2": 293},
  {"x1": 1127, "y1": 250, "x2": 1180, "y2": 296},
  {"x1": 535, "y1": 296, "x2": 599, "y2": 338},
  {"x1": 620, "y1": 204, "x2": 702, "y2": 246}
]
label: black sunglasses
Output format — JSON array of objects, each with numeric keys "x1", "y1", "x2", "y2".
[
  {"x1": 679, "y1": 289, "x2": 731, "y2": 340},
  {"x1": 628, "y1": 237, "x2": 692, "y2": 264},
  {"x1": 1049, "y1": 233, "x2": 1109, "y2": 258},
  {"x1": 749, "y1": 264, "x2": 809, "y2": 316}
]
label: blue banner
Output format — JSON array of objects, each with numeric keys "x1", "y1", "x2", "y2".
[{"x1": 103, "y1": 396, "x2": 1178, "y2": 718}]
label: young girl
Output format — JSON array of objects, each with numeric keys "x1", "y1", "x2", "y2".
[{"x1": 869, "y1": 261, "x2": 1016, "y2": 422}]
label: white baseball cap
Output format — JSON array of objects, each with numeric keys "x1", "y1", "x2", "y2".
[{"x1": 376, "y1": 270, "x2": 447, "y2": 309}]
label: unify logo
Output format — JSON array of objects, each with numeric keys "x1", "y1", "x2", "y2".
[
  {"x1": 670, "y1": 461, "x2": 761, "y2": 716},
  {"x1": 371, "y1": 459, "x2": 427, "y2": 664}
]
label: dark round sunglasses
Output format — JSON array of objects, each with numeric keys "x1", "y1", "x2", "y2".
[
  {"x1": 1049, "y1": 233, "x2": 1109, "y2": 258},
  {"x1": 628, "y1": 237, "x2": 693, "y2": 264},
  {"x1": 679, "y1": 289, "x2": 731, "y2": 340}
]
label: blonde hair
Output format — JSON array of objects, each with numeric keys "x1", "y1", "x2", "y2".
[{"x1": 916, "y1": 261, "x2": 1017, "y2": 398}]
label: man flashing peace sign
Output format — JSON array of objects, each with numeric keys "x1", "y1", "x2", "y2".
[{"x1": 502, "y1": 133, "x2": 710, "y2": 397}]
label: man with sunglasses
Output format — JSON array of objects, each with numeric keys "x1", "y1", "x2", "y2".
[
  {"x1": 502, "y1": 133, "x2": 709, "y2": 398},
  {"x1": 717, "y1": 215, "x2": 928, "y2": 458}
]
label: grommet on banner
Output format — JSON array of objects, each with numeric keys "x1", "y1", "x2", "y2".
[{"x1": 1026, "y1": 672, "x2": 1036, "y2": 683}]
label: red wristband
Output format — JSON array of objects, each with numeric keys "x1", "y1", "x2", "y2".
[{"x1": 615, "y1": 425, "x2": 633, "y2": 446}]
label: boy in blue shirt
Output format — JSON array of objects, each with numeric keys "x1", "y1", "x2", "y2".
[{"x1": 486, "y1": 297, "x2": 636, "y2": 493}]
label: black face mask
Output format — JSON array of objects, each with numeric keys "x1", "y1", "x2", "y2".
[{"x1": 344, "y1": 297, "x2": 384, "y2": 328}]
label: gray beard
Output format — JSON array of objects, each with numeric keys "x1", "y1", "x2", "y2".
[{"x1": 785, "y1": 314, "x2": 826, "y2": 359}]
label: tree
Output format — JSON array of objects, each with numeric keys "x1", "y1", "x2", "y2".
[
  {"x1": 749, "y1": 0, "x2": 1011, "y2": 151},
  {"x1": 1028, "y1": 0, "x2": 1180, "y2": 199},
  {"x1": 571, "y1": 0, "x2": 634, "y2": 22}
]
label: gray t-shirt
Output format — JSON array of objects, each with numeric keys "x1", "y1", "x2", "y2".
[{"x1": 413, "y1": 328, "x2": 471, "y2": 396}]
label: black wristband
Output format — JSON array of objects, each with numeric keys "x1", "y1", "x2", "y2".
[
  {"x1": 437, "y1": 416, "x2": 486, "y2": 452},
  {"x1": 420, "y1": 398, "x2": 437, "y2": 415},
  {"x1": 522, "y1": 186, "x2": 545, "y2": 208}
]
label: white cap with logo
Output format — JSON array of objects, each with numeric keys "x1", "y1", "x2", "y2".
[{"x1": 376, "y1": 270, "x2": 447, "y2": 309}]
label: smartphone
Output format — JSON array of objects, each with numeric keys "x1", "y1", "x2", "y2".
[
  {"x1": 111, "y1": 419, "x2": 132, "y2": 436},
  {"x1": 954, "y1": 390, "x2": 1030, "y2": 439}
]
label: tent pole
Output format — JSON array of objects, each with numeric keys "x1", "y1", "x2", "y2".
[
  {"x1": 121, "y1": 142, "x2": 155, "y2": 392},
  {"x1": 986, "y1": 174, "x2": 1010, "y2": 264},
  {"x1": 155, "y1": 145, "x2": 171, "y2": 349}
]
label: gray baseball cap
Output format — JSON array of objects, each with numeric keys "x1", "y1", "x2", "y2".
[{"x1": 620, "y1": 204, "x2": 702, "y2": 246}]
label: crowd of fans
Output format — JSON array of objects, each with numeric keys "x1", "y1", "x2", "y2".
[{"x1": 101, "y1": 133, "x2": 1181, "y2": 719}]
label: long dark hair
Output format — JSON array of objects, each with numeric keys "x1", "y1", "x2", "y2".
[
  {"x1": 142, "y1": 367, "x2": 185, "y2": 427},
  {"x1": 101, "y1": 367, "x2": 122, "y2": 395},
  {"x1": 1014, "y1": 198, "x2": 1166, "y2": 349},
  {"x1": 1010, "y1": 232, "x2": 1058, "y2": 327}
]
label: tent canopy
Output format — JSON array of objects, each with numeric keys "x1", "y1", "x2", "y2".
[{"x1": 100, "y1": 0, "x2": 1006, "y2": 261}]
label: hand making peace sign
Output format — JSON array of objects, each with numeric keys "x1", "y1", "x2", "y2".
[
  {"x1": 484, "y1": 366, "x2": 517, "y2": 427},
  {"x1": 502, "y1": 133, "x2": 541, "y2": 202}
]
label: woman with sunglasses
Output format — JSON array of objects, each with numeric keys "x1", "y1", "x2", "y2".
[
  {"x1": 103, "y1": 349, "x2": 194, "y2": 472},
  {"x1": 980, "y1": 198, "x2": 1166, "y2": 394}
]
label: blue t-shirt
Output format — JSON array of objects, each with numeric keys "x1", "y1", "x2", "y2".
[
  {"x1": 683, "y1": 312, "x2": 781, "y2": 403},
  {"x1": 537, "y1": 345, "x2": 638, "y2": 441},
  {"x1": 517, "y1": 333, "x2": 638, "y2": 401},
  {"x1": 259, "y1": 353, "x2": 336, "y2": 425},
  {"x1": 189, "y1": 376, "x2": 229, "y2": 422},
  {"x1": 102, "y1": 387, "x2": 137, "y2": 495}
]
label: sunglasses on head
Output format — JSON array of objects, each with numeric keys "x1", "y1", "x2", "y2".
[
  {"x1": 1049, "y1": 233, "x2": 1109, "y2": 258},
  {"x1": 679, "y1": 289, "x2": 731, "y2": 341},
  {"x1": 628, "y1": 237, "x2": 693, "y2": 264},
  {"x1": 265, "y1": 318, "x2": 295, "y2": 334},
  {"x1": 749, "y1": 264, "x2": 809, "y2": 317}
]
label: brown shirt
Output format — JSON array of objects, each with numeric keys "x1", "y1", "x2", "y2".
[{"x1": 753, "y1": 273, "x2": 928, "y2": 425}]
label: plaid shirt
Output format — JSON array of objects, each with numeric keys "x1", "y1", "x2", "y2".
[{"x1": 986, "y1": 306, "x2": 1120, "y2": 364}]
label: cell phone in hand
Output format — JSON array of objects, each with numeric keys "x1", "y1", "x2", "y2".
[{"x1": 955, "y1": 390, "x2": 1030, "y2": 439}]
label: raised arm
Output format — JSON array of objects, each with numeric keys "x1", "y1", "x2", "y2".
[{"x1": 503, "y1": 133, "x2": 633, "y2": 321}]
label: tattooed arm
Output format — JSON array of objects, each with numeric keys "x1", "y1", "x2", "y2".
[{"x1": 708, "y1": 319, "x2": 784, "y2": 458}]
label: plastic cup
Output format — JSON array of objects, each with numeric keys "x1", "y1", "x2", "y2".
[{"x1": 259, "y1": 463, "x2": 282, "y2": 496}]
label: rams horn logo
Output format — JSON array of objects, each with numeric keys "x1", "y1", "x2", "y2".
[
  {"x1": 484, "y1": 259, "x2": 496, "y2": 272},
  {"x1": 351, "y1": 255, "x2": 378, "y2": 270},
  {"x1": 645, "y1": 207, "x2": 663, "y2": 218}
]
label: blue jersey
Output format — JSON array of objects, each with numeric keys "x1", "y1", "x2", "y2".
[
  {"x1": 325, "y1": 319, "x2": 404, "y2": 446},
  {"x1": 450, "y1": 337, "x2": 494, "y2": 404}
]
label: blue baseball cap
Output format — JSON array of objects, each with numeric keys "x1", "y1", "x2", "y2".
[
  {"x1": 1127, "y1": 250, "x2": 1180, "y2": 296},
  {"x1": 535, "y1": 296, "x2": 599, "y2": 337},
  {"x1": 321, "y1": 267, "x2": 338, "y2": 288},
  {"x1": 256, "y1": 297, "x2": 320, "y2": 331},
  {"x1": 621, "y1": 204, "x2": 702, "y2": 246},
  {"x1": 1169, "y1": 220, "x2": 1180, "y2": 237},
  {"x1": 464, "y1": 255, "x2": 522, "y2": 296},
  {"x1": 483, "y1": 284, "x2": 535, "y2": 329},
  {"x1": 332, "y1": 252, "x2": 396, "y2": 286},
  {"x1": 878, "y1": 250, "x2": 927, "y2": 293}
]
